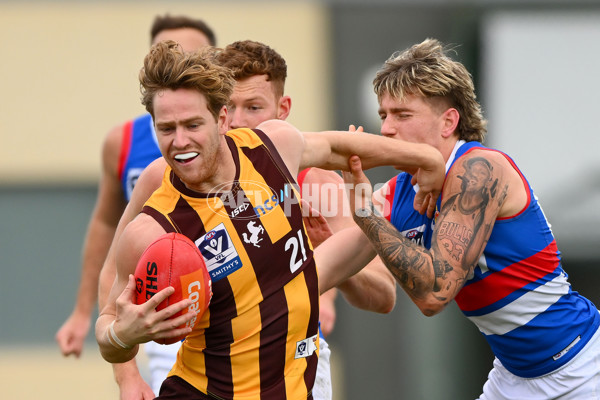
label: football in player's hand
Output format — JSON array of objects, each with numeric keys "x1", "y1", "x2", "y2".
[{"x1": 134, "y1": 232, "x2": 212, "y2": 344}]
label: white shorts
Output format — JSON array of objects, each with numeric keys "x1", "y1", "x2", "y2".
[
  {"x1": 313, "y1": 335, "x2": 332, "y2": 400},
  {"x1": 143, "y1": 341, "x2": 181, "y2": 395},
  {"x1": 144, "y1": 336, "x2": 333, "y2": 398},
  {"x1": 478, "y1": 327, "x2": 600, "y2": 400}
]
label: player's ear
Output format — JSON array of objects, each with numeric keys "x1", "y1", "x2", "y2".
[
  {"x1": 277, "y1": 96, "x2": 292, "y2": 121},
  {"x1": 218, "y1": 105, "x2": 229, "y2": 134},
  {"x1": 441, "y1": 107, "x2": 459, "y2": 138}
]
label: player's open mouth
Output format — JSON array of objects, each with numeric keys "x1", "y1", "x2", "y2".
[{"x1": 174, "y1": 152, "x2": 199, "y2": 164}]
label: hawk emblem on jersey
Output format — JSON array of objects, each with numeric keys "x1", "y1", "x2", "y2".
[
  {"x1": 242, "y1": 221, "x2": 264, "y2": 248},
  {"x1": 196, "y1": 223, "x2": 243, "y2": 282}
]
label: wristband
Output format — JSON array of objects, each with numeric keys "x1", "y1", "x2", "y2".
[{"x1": 108, "y1": 320, "x2": 132, "y2": 350}]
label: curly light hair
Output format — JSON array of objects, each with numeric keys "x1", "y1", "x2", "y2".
[
  {"x1": 139, "y1": 40, "x2": 235, "y2": 121},
  {"x1": 373, "y1": 38, "x2": 487, "y2": 143},
  {"x1": 215, "y1": 40, "x2": 287, "y2": 98}
]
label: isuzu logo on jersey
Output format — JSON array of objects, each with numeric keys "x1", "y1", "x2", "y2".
[{"x1": 195, "y1": 223, "x2": 242, "y2": 282}]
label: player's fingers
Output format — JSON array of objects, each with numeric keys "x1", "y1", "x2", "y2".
[
  {"x1": 349, "y1": 155, "x2": 362, "y2": 174},
  {"x1": 154, "y1": 325, "x2": 192, "y2": 343},
  {"x1": 155, "y1": 298, "x2": 194, "y2": 322},
  {"x1": 143, "y1": 285, "x2": 177, "y2": 313},
  {"x1": 69, "y1": 342, "x2": 83, "y2": 358},
  {"x1": 348, "y1": 155, "x2": 370, "y2": 185},
  {"x1": 300, "y1": 198, "x2": 320, "y2": 218},
  {"x1": 55, "y1": 332, "x2": 68, "y2": 353},
  {"x1": 427, "y1": 191, "x2": 440, "y2": 219},
  {"x1": 120, "y1": 274, "x2": 139, "y2": 300},
  {"x1": 348, "y1": 124, "x2": 364, "y2": 133},
  {"x1": 413, "y1": 191, "x2": 427, "y2": 215},
  {"x1": 57, "y1": 339, "x2": 72, "y2": 357},
  {"x1": 163, "y1": 305, "x2": 197, "y2": 328}
]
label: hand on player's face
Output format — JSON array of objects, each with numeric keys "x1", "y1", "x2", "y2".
[{"x1": 113, "y1": 275, "x2": 195, "y2": 346}]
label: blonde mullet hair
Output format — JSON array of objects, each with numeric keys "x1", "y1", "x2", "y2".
[{"x1": 373, "y1": 38, "x2": 487, "y2": 142}]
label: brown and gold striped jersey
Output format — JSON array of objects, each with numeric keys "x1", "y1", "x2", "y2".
[{"x1": 142, "y1": 128, "x2": 319, "y2": 399}]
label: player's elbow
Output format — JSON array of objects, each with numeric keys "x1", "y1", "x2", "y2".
[
  {"x1": 373, "y1": 289, "x2": 397, "y2": 314},
  {"x1": 417, "y1": 300, "x2": 447, "y2": 317},
  {"x1": 377, "y1": 302, "x2": 395, "y2": 315},
  {"x1": 420, "y1": 307, "x2": 441, "y2": 317}
]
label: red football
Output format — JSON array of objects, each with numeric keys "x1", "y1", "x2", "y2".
[{"x1": 134, "y1": 232, "x2": 212, "y2": 345}]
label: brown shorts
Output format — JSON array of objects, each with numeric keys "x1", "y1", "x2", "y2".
[
  {"x1": 156, "y1": 376, "x2": 213, "y2": 400},
  {"x1": 157, "y1": 375, "x2": 314, "y2": 400}
]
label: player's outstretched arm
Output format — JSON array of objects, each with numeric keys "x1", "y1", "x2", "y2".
[
  {"x1": 336, "y1": 257, "x2": 396, "y2": 314},
  {"x1": 314, "y1": 226, "x2": 376, "y2": 294},
  {"x1": 306, "y1": 130, "x2": 443, "y2": 219},
  {"x1": 258, "y1": 119, "x2": 444, "y2": 218}
]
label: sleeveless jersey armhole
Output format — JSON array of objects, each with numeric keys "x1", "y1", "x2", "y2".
[
  {"x1": 297, "y1": 168, "x2": 311, "y2": 196},
  {"x1": 383, "y1": 177, "x2": 397, "y2": 222},
  {"x1": 252, "y1": 128, "x2": 297, "y2": 184},
  {"x1": 451, "y1": 147, "x2": 532, "y2": 221},
  {"x1": 117, "y1": 120, "x2": 134, "y2": 181},
  {"x1": 141, "y1": 205, "x2": 177, "y2": 233}
]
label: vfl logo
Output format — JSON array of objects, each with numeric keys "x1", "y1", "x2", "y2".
[
  {"x1": 295, "y1": 334, "x2": 318, "y2": 359},
  {"x1": 242, "y1": 221, "x2": 264, "y2": 248},
  {"x1": 196, "y1": 223, "x2": 243, "y2": 282}
]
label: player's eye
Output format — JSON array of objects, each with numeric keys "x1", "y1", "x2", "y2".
[{"x1": 158, "y1": 126, "x2": 174, "y2": 133}]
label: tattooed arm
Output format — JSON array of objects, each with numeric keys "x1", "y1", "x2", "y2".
[{"x1": 343, "y1": 150, "x2": 525, "y2": 316}]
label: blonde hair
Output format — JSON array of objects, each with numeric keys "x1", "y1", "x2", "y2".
[
  {"x1": 139, "y1": 40, "x2": 235, "y2": 120},
  {"x1": 373, "y1": 38, "x2": 487, "y2": 142}
]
